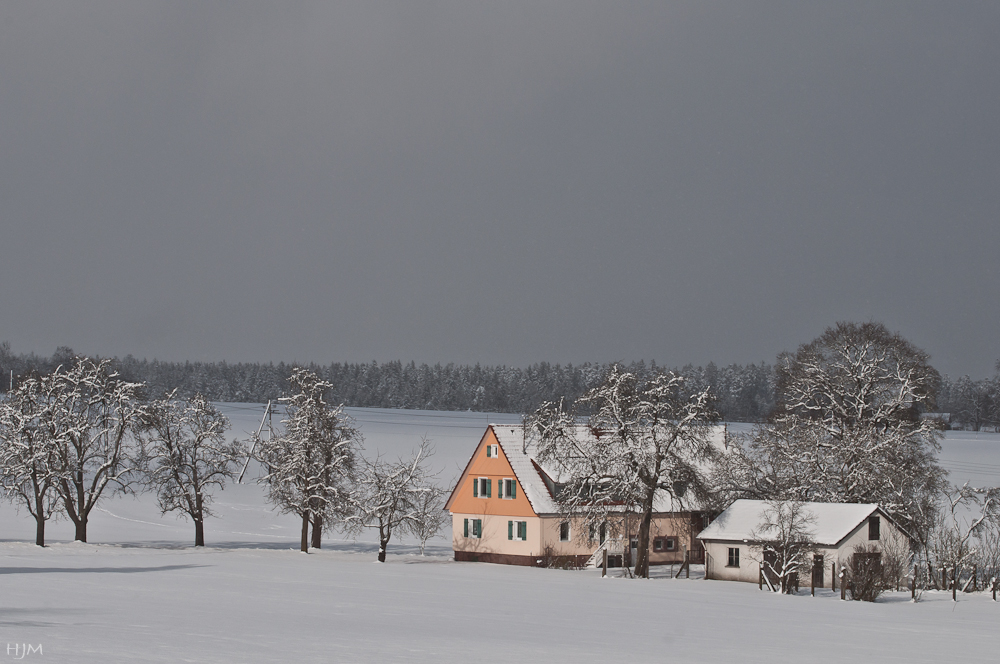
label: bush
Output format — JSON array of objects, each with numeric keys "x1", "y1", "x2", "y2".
[{"x1": 848, "y1": 544, "x2": 887, "y2": 602}]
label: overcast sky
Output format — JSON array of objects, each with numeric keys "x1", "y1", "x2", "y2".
[{"x1": 1, "y1": 2, "x2": 998, "y2": 376}]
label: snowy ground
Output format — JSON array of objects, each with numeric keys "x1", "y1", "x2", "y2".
[{"x1": 0, "y1": 406, "x2": 998, "y2": 662}]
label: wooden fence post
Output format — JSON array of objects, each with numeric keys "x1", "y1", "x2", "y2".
[
  {"x1": 759, "y1": 566, "x2": 763, "y2": 590},
  {"x1": 831, "y1": 562, "x2": 836, "y2": 592},
  {"x1": 602, "y1": 549, "x2": 608, "y2": 578}
]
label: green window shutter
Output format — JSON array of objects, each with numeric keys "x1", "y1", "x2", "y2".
[
  {"x1": 508, "y1": 521, "x2": 513, "y2": 540},
  {"x1": 486, "y1": 479, "x2": 492, "y2": 498},
  {"x1": 486, "y1": 445, "x2": 491, "y2": 458},
  {"x1": 519, "y1": 521, "x2": 526, "y2": 540},
  {"x1": 464, "y1": 518, "x2": 469, "y2": 537},
  {"x1": 475, "y1": 519, "x2": 482, "y2": 537},
  {"x1": 473, "y1": 479, "x2": 478, "y2": 497},
  {"x1": 511, "y1": 480, "x2": 516, "y2": 499}
]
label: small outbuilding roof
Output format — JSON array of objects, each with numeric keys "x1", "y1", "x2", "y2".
[{"x1": 697, "y1": 499, "x2": 884, "y2": 548}]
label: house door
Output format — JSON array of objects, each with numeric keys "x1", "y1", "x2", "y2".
[{"x1": 812, "y1": 555, "x2": 825, "y2": 588}]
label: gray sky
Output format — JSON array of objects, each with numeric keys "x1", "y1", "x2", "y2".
[{"x1": 1, "y1": 2, "x2": 998, "y2": 377}]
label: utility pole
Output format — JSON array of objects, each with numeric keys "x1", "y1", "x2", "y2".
[{"x1": 238, "y1": 400, "x2": 274, "y2": 484}]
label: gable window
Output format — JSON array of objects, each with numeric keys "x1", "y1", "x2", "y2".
[
  {"x1": 559, "y1": 521, "x2": 571, "y2": 542},
  {"x1": 869, "y1": 516, "x2": 880, "y2": 540},
  {"x1": 498, "y1": 478, "x2": 516, "y2": 499},
  {"x1": 727, "y1": 547, "x2": 740, "y2": 568},
  {"x1": 485, "y1": 444, "x2": 498, "y2": 458},
  {"x1": 464, "y1": 518, "x2": 483, "y2": 539},
  {"x1": 508, "y1": 520, "x2": 527, "y2": 541},
  {"x1": 472, "y1": 477, "x2": 491, "y2": 498}
]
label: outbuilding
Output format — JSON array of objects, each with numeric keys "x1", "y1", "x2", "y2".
[{"x1": 698, "y1": 499, "x2": 909, "y2": 588}]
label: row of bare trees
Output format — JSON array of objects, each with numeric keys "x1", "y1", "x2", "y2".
[{"x1": 0, "y1": 358, "x2": 447, "y2": 556}]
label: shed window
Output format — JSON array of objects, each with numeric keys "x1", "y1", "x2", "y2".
[
  {"x1": 868, "y1": 516, "x2": 880, "y2": 541},
  {"x1": 727, "y1": 547, "x2": 740, "y2": 568}
]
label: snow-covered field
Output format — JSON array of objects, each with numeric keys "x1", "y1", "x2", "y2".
[{"x1": 0, "y1": 406, "x2": 998, "y2": 662}]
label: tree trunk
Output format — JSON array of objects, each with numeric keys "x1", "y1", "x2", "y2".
[
  {"x1": 300, "y1": 513, "x2": 310, "y2": 553},
  {"x1": 34, "y1": 492, "x2": 45, "y2": 547},
  {"x1": 311, "y1": 514, "x2": 323, "y2": 549},
  {"x1": 629, "y1": 491, "x2": 653, "y2": 579},
  {"x1": 194, "y1": 493, "x2": 205, "y2": 546},
  {"x1": 378, "y1": 538, "x2": 389, "y2": 563},
  {"x1": 75, "y1": 516, "x2": 88, "y2": 543}
]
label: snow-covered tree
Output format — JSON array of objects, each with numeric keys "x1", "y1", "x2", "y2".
[
  {"x1": 139, "y1": 391, "x2": 243, "y2": 546},
  {"x1": 0, "y1": 373, "x2": 61, "y2": 546},
  {"x1": 527, "y1": 366, "x2": 719, "y2": 578},
  {"x1": 346, "y1": 438, "x2": 442, "y2": 562},
  {"x1": 719, "y1": 322, "x2": 946, "y2": 543},
  {"x1": 256, "y1": 369, "x2": 361, "y2": 552},
  {"x1": 48, "y1": 357, "x2": 145, "y2": 542},
  {"x1": 748, "y1": 500, "x2": 817, "y2": 594}
]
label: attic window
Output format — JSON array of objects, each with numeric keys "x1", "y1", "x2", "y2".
[
  {"x1": 473, "y1": 477, "x2": 491, "y2": 498},
  {"x1": 486, "y1": 444, "x2": 498, "y2": 458},
  {"x1": 500, "y1": 478, "x2": 516, "y2": 499}
]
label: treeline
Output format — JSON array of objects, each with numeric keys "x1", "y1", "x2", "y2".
[
  {"x1": 1, "y1": 341, "x2": 996, "y2": 425},
  {"x1": 0, "y1": 343, "x2": 776, "y2": 420}
]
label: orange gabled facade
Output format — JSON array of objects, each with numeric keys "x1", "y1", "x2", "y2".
[{"x1": 446, "y1": 426, "x2": 537, "y2": 519}]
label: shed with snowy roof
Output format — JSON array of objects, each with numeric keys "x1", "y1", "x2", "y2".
[
  {"x1": 698, "y1": 499, "x2": 909, "y2": 588},
  {"x1": 444, "y1": 424, "x2": 715, "y2": 567}
]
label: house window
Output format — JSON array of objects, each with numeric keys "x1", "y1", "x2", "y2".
[
  {"x1": 727, "y1": 547, "x2": 740, "y2": 568},
  {"x1": 559, "y1": 521, "x2": 570, "y2": 542},
  {"x1": 652, "y1": 537, "x2": 676, "y2": 552},
  {"x1": 464, "y1": 518, "x2": 482, "y2": 539},
  {"x1": 485, "y1": 444, "x2": 498, "y2": 458},
  {"x1": 868, "y1": 516, "x2": 880, "y2": 541},
  {"x1": 508, "y1": 520, "x2": 527, "y2": 541},
  {"x1": 473, "y1": 477, "x2": 491, "y2": 498},
  {"x1": 499, "y1": 478, "x2": 516, "y2": 499}
]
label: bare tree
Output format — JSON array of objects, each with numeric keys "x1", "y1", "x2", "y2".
[
  {"x1": 139, "y1": 391, "x2": 243, "y2": 546},
  {"x1": 952, "y1": 375, "x2": 999, "y2": 432},
  {"x1": 0, "y1": 373, "x2": 61, "y2": 546},
  {"x1": 527, "y1": 366, "x2": 719, "y2": 578},
  {"x1": 410, "y1": 483, "x2": 449, "y2": 556},
  {"x1": 256, "y1": 369, "x2": 361, "y2": 552},
  {"x1": 927, "y1": 483, "x2": 1000, "y2": 600},
  {"x1": 346, "y1": 438, "x2": 441, "y2": 562},
  {"x1": 48, "y1": 357, "x2": 144, "y2": 542},
  {"x1": 748, "y1": 500, "x2": 817, "y2": 594},
  {"x1": 719, "y1": 322, "x2": 946, "y2": 545}
]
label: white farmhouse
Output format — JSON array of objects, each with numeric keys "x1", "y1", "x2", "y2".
[{"x1": 698, "y1": 499, "x2": 909, "y2": 588}]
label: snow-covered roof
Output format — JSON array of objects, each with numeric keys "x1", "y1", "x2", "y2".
[
  {"x1": 490, "y1": 424, "x2": 723, "y2": 516},
  {"x1": 697, "y1": 499, "x2": 881, "y2": 547}
]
